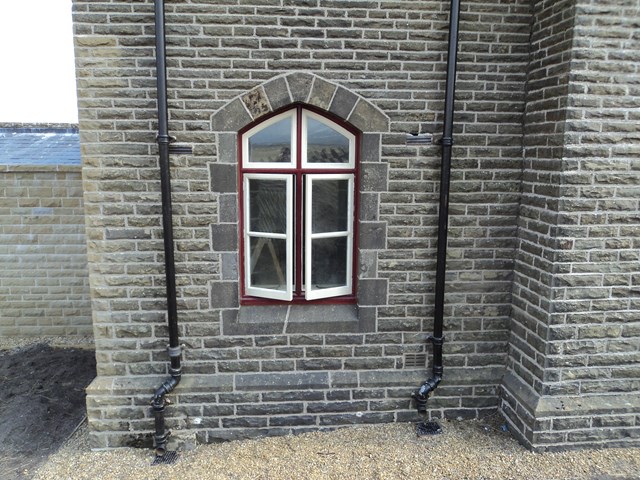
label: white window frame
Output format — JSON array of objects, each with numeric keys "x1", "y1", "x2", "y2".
[
  {"x1": 243, "y1": 173, "x2": 293, "y2": 301},
  {"x1": 304, "y1": 173, "x2": 354, "y2": 300},
  {"x1": 301, "y1": 110, "x2": 356, "y2": 169},
  {"x1": 242, "y1": 109, "x2": 297, "y2": 169}
]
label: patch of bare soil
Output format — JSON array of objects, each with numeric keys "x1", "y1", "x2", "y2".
[{"x1": 0, "y1": 343, "x2": 96, "y2": 479}]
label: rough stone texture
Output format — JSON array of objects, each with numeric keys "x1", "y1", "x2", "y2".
[
  {"x1": 71, "y1": 0, "x2": 638, "y2": 452},
  {"x1": 0, "y1": 165, "x2": 92, "y2": 336},
  {"x1": 501, "y1": 0, "x2": 640, "y2": 451}
]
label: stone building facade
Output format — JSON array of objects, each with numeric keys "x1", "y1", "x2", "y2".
[{"x1": 72, "y1": 0, "x2": 639, "y2": 451}]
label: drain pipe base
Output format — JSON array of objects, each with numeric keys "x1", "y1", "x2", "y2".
[
  {"x1": 416, "y1": 421, "x2": 443, "y2": 436},
  {"x1": 152, "y1": 396, "x2": 171, "y2": 456}
]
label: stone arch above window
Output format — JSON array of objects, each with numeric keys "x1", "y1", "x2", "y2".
[{"x1": 211, "y1": 72, "x2": 390, "y2": 134}]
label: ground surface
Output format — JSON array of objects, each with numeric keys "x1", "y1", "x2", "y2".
[
  {"x1": 0, "y1": 341, "x2": 96, "y2": 479},
  {"x1": 1, "y1": 338, "x2": 639, "y2": 480},
  {"x1": 34, "y1": 417, "x2": 640, "y2": 480}
]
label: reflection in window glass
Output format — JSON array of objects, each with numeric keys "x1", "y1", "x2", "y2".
[
  {"x1": 311, "y1": 179, "x2": 349, "y2": 233},
  {"x1": 248, "y1": 117, "x2": 292, "y2": 163},
  {"x1": 249, "y1": 237, "x2": 287, "y2": 291},
  {"x1": 311, "y1": 237, "x2": 348, "y2": 289},
  {"x1": 307, "y1": 117, "x2": 349, "y2": 163},
  {"x1": 249, "y1": 179, "x2": 287, "y2": 234}
]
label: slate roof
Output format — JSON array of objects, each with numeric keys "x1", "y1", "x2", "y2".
[{"x1": 0, "y1": 126, "x2": 80, "y2": 165}]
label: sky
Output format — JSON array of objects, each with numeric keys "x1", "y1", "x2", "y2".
[{"x1": 0, "y1": 0, "x2": 78, "y2": 124}]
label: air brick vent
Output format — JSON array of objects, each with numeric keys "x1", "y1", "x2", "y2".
[{"x1": 403, "y1": 353, "x2": 427, "y2": 369}]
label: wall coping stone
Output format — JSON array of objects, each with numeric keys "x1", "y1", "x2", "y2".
[{"x1": 0, "y1": 164, "x2": 81, "y2": 173}]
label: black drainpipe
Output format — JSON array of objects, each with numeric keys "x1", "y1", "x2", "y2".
[
  {"x1": 150, "y1": 0, "x2": 182, "y2": 456},
  {"x1": 413, "y1": 0, "x2": 462, "y2": 417}
]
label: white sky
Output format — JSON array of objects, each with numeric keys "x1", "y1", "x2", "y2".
[{"x1": 0, "y1": 0, "x2": 78, "y2": 123}]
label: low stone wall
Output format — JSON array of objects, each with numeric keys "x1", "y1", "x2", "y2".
[{"x1": 0, "y1": 164, "x2": 92, "y2": 336}]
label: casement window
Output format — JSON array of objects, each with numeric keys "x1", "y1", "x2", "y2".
[{"x1": 239, "y1": 106, "x2": 359, "y2": 303}]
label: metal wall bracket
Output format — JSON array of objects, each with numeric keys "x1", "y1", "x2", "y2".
[{"x1": 405, "y1": 133, "x2": 433, "y2": 145}]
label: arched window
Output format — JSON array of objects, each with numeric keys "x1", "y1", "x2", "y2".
[{"x1": 239, "y1": 106, "x2": 359, "y2": 303}]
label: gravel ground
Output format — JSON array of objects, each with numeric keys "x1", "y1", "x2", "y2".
[{"x1": 33, "y1": 417, "x2": 640, "y2": 480}]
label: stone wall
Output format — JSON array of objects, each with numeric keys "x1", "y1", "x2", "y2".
[
  {"x1": 73, "y1": 0, "x2": 639, "y2": 452},
  {"x1": 0, "y1": 164, "x2": 92, "y2": 336},
  {"x1": 501, "y1": 0, "x2": 640, "y2": 451},
  {"x1": 75, "y1": 0, "x2": 530, "y2": 449}
]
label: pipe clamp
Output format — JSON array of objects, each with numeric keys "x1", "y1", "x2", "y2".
[{"x1": 167, "y1": 345, "x2": 182, "y2": 358}]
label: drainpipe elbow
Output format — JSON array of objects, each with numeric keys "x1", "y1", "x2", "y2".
[
  {"x1": 417, "y1": 374, "x2": 441, "y2": 398},
  {"x1": 412, "y1": 374, "x2": 442, "y2": 415},
  {"x1": 151, "y1": 371, "x2": 181, "y2": 405}
]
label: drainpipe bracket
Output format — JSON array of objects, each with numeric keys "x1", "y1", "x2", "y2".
[
  {"x1": 167, "y1": 345, "x2": 182, "y2": 358},
  {"x1": 156, "y1": 134, "x2": 176, "y2": 144},
  {"x1": 427, "y1": 335, "x2": 445, "y2": 347}
]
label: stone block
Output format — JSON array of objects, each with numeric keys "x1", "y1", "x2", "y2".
[
  {"x1": 262, "y1": 391, "x2": 324, "y2": 402},
  {"x1": 308, "y1": 77, "x2": 337, "y2": 110},
  {"x1": 296, "y1": 358, "x2": 342, "y2": 370},
  {"x1": 221, "y1": 253, "x2": 238, "y2": 280},
  {"x1": 286, "y1": 304, "x2": 360, "y2": 334},
  {"x1": 216, "y1": 133, "x2": 237, "y2": 164},
  {"x1": 359, "y1": 192, "x2": 379, "y2": 221},
  {"x1": 359, "y1": 370, "x2": 424, "y2": 388},
  {"x1": 242, "y1": 87, "x2": 270, "y2": 119},
  {"x1": 269, "y1": 415, "x2": 317, "y2": 426},
  {"x1": 360, "y1": 163, "x2": 388, "y2": 192},
  {"x1": 210, "y1": 281, "x2": 238, "y2": 308},
  {"x1": 348, "y1": 100, "x2": 389, "y2": 133},
  {"x1": 329, "y1": 87, "x2": 358, "y2": 120},
  {"x1": 287, "y1": 72, "x2": 314, "y2": 103},
  {"x1": 307, "y1": 401, "x2": 368, "y2": 413},
  {"x1": 219, "y1": 193, "x2": 237, "y2": 223},
  {"x1": 263, "y1": 76, "x2": 292, "y2": 111},
  {"x1": 358, "y1": 278, "x2": 388, "y2": 306},
  {"x1": 236, "y1": 402, "x2": 304, "y2": 416},
  {"x1": 235, "y1": 372, "x2": 330, "y2": 391},
  {"x1": 359, "y1": 222, "x2": 386, "y2": 250},
  {"x1": 318, "y1": 412, "x2": 394, "y2": 426},
  {"x1": 211, "y1": 98, "x2": 252, "y2": 132},
  {"x1": 210, "y1": 163, "x2": 237, "y2": 193},
  {"x1": 211, "y1": 223, "x2": 237, "y2": 251},
  {"x1": 222, "y1": 417, "x2": 268, "y2": 428}
]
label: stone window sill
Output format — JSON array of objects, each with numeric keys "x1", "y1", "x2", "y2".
[{"x1": 222, "y1": 303, "x2": 373, "y2": 335}]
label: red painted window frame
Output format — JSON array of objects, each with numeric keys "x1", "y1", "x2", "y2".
[{"x1": 238, "y1": 104, "x2": 361, "y2": 305}]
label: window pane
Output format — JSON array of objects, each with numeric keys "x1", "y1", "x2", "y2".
[
  {"x1": 248, "y1": 117, "x2": 292, "y2": 163},
  {"x1": 249, "y1": 179, "x2": 286, "y2": 233},
  {"x1": 307, "y1": 117, "x2": 350, "y2": 164},
  {"x1": 311, "y1": 179, "x2": 349, "y2": 233},
  {"x1": 311, "y1": 237, "x2": 347, "y2": 289},
  {"x1": 249, "y1": 237, "x2": 288, "y2": 291}
]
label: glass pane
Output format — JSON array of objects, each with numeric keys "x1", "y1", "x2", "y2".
[
  {"x1": 312, "y1": 179, "x2": 349, "y2": 233},
  {"x1": 249, "y1": 179, "x2": 286, "y2": 233},
  {"x1": 249, "y1": 237, "x2": 287, "y2": 291},
  {"x1": 248, "y1": 117, "x2": 292, "y2": 163},
  {"x1": 307, "y1": 117, "x2": 350, "y2": 163},
  {"x1": 311, "y1": 237, "x2": 347, "y2": 289}
]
